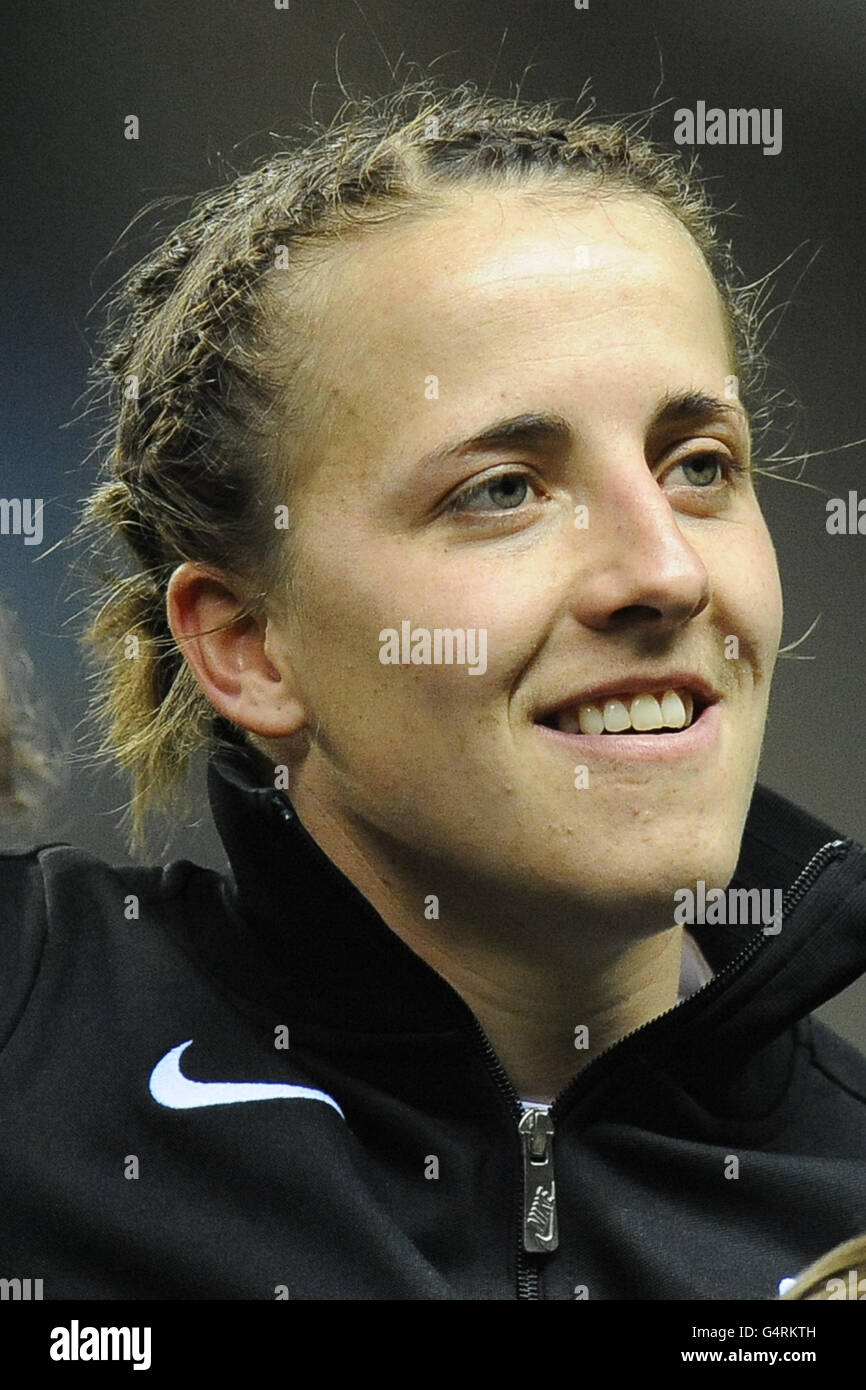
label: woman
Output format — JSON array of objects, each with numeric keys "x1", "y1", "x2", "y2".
[{"x1": 2, "y1": 83, "x2": 865, "y2": 1301}]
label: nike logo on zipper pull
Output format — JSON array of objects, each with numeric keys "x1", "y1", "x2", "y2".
[
  {"x1": 149, "y1": 1040, "x2": 346, "y2": 1118},
  {"x1": 519, "y1": 1106, "x2": 559, "y2": 1253}
]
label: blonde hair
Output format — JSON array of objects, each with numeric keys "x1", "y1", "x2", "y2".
[{"x1": 79, "y1": 80, "x2": 764, "y2": 844}]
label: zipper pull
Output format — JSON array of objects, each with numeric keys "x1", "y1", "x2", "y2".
[{"x1": 518, "y1": 1105, "x2": 558, "y2": 1253}]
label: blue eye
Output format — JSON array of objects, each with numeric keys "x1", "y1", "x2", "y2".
[
  {"x1": 662, "y1": 451, "x2": 748, "y2": 490},
  {"x1": 679, "y1": 454, "x2": 725, "y2": 486},
  {"x1": 449, "y1": 471, "x2": 533, "y2": 513}
]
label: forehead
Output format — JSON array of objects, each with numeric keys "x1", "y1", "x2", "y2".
[{"x1": 291, "y1": 188, "x2": 734, "y2": 478}]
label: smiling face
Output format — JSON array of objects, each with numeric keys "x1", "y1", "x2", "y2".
[{"x1": 266, "y1": 187, "x2": 783, "y2": 936}]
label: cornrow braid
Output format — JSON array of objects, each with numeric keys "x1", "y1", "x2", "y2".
[{"x1": 79, "y1": 79, "x2": 765, "y2": 846}]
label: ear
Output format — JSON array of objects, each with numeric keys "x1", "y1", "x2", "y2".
[{"x1": 166, "y1": 562, "x2": 308, "y2": 739}]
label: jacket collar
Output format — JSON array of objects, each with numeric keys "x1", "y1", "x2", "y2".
[
  {"x1": 205, "y1": 741, "x2": 470, "y2": 1033},
  {"x1": 203, "y1": 739, "x2": 866, "y2": 1048}
]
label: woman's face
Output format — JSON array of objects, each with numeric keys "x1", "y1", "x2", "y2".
[{"x1": 271, "y1": 188, "x2": 783, "y2": 928}]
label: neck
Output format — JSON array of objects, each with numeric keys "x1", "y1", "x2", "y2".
[
  {"x1": 417, "y1": 924, "x2": 683, "y2": 1101},
  {"x1": 291, "y1": 787, "x2": 684, "y2": 1102}
]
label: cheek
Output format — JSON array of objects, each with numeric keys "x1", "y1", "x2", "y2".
[
  {"x1": 726, "y1": 517, "x2": 784, "y2": 657},
  {"x1": 711, "y1": 511, "x2": 783, "y2": 661},
  {"x1": 293, "y1": 532, "x2": 539, "y2": 709}
]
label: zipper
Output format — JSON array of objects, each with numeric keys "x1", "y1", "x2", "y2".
[
  {"x1": 519, "y1": 1105, "x2": 558, "y2": 1253},
  {"x1": 550, "y1": 835, "x2": 851, "y2": 1121},
  {"x1": 467, "y1": 1017, "x2": 551, "y2": 1298},
  {"x1": 472, "y1": 835, "x2": 850, "y2": 1300},
  {"x1": 779, "y1": 838, "x2": 849, "y2": 919}
]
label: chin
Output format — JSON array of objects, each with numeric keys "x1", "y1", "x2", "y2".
[
  {"x1": 527, "y1": 829, "x2": 748, "y2": 926},
  {"x1": 600, "y1": 846, "x2": 744, "y2": 920}
]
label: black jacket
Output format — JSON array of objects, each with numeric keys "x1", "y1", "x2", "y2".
[{"x1": 2, "y1": 746, "x2": 866, "y2": 1300}]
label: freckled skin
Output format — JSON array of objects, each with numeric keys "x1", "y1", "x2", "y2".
[{"x1": 270, "y1": 189, "x2": 782, "y2": 954}]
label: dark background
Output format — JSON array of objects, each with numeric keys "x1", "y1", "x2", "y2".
[{"x1": 2, "y1": 0, "x2": 864, "y2": 1044}]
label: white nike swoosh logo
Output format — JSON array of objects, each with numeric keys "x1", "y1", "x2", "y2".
[{"x1": 149, "y1": 1040, "x2": 345, "y2": 1118}]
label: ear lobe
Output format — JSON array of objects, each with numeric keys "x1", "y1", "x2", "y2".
[{"x1": 166, "y1": 562, "x2": 308, "y2": 738}]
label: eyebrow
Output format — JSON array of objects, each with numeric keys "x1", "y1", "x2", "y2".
[
  {"x1": 413, "y1": 391, "x2": 748, "y2": 474},
  {"x1": 654, "y1": 390, "x2": 747, "y2": 430}
]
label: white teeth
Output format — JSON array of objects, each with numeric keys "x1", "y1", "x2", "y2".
[
  {"x1": 551, "y1": 686, "x2": 700, "y2": 734},
  {"x1": 558, "y1": 709, "x2": 584, "y2": 734},
  {"x1": 629, "y1": 694, "x2": 663, "y2": 731},
  {"x1": 660, "y1": 689, "x2": 687, "y2": 729},
  {"x1": 577, "y1": 704, "x2": 604, "y2": 735},
  {"x1": 559, "y1": 705, "x2": 604, "y2": 734},
  {"x1": 603, "y1": 699, "x2": 631, "y2": 733}
]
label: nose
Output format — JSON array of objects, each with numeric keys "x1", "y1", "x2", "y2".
[{"x1": 570, "y1": 464, "x2": 711, "y2": 635}]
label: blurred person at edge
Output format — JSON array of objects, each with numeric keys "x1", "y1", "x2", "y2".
[
  {"x1": 2, "y1": 83, "x2": 866, "y2": 1301},
  {"x1": 0, "y1": 602, "x2": 59, "y2": 846}
]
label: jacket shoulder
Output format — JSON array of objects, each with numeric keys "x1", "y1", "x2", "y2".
[
  {"x1": 0, "y1": 843, "x2": 224, "y2": 1050},
  {"x1": 807, "y1": 1015, "x2": 866, "y2": 1107}
]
